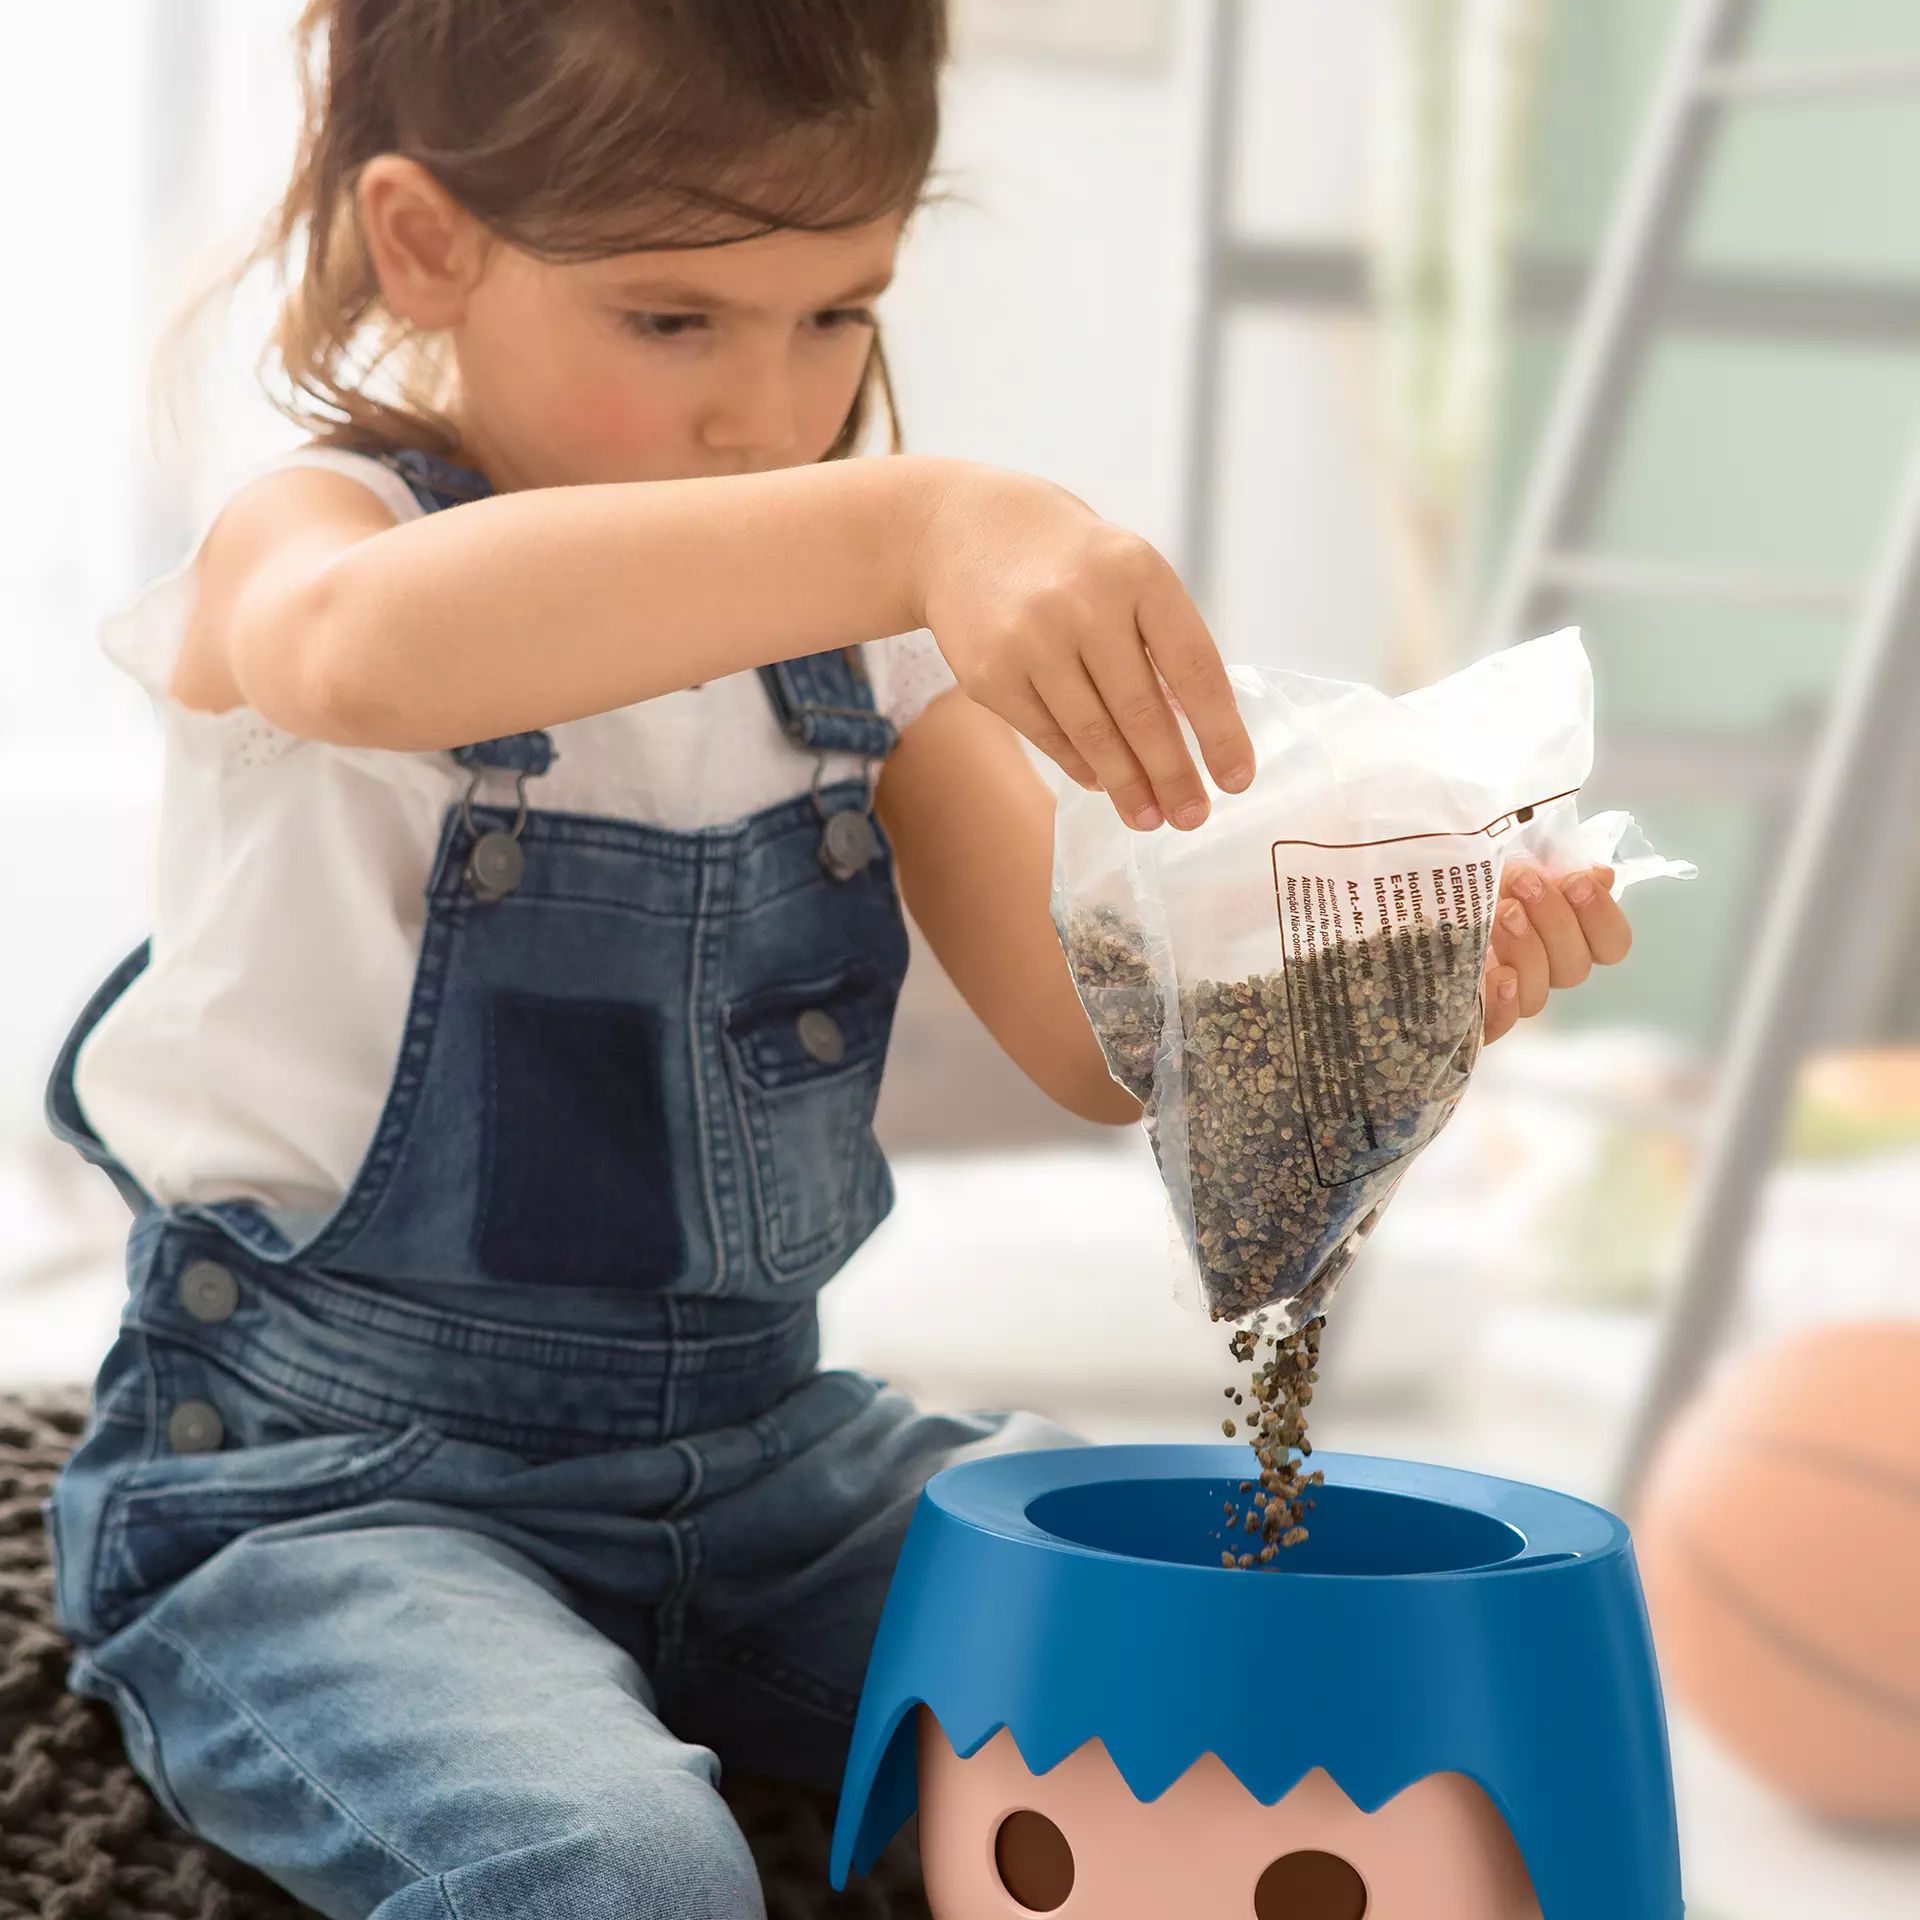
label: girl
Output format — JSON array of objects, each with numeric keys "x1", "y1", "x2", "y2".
[{"x1": 45, "y1": 3, "x2": 1632, "y2": 1915}]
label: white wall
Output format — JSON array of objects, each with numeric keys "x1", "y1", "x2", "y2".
[
  {"x1": 892, "y1": 2, "x2": 1395, "y2": 680},
  {"x1": 885, "y1": 8, "x2": 1209, "y2": 554},
  {"x1": 2, "y1": 2, "x2": 309, "y2": 1146},
  {"x1": 3, "y1": 5, "x2": 167, "y2": 1142}
]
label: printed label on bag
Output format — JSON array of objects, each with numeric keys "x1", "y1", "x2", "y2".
[{"x1": 1270, "y1": 842, "x2": 1497, "y2": 1187}]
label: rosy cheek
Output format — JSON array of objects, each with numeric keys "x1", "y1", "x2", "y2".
[
  {"x1": 544, "y1": 370, "x2": 679, "y2": 467},
  {"x1": 803, "y1": 350, "x2": 877, "y2": 448}
]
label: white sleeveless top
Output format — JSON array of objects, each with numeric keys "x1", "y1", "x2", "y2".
[{"x1": 73, "y1": 448, "x2": 957, "y2": 1212}]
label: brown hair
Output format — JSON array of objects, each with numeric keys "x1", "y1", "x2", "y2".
[{"x1": 225, "y1": 0, "x2": 946, "y2": 462}]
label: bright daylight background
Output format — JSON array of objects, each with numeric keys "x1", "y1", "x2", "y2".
[{"x1": 3, "y1": 4, "x2": 1917, "y2": 1916}]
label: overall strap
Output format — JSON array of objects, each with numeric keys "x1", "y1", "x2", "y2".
[
  {"x1": 379, "y1": 448, "x2": 495, "y2": 514},
  {"x1": 370, "y1": 450, "x2": 556, "y2": 778},
  {"x1": 43, "y1": 941, "x2": 159, "y2": 1219},
  {"x1": 450, "y1": 734, "x2": 558, "y2": 776},
  {"x1": 758, "y1": 651, "x2": 899, "y2": 762}
]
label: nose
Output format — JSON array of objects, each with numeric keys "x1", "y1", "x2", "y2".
[{"x1": 698, "y1": 344, "x2": 799, "y2": 464}]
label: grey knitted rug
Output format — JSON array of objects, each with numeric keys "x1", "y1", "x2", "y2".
[{"x1": 0, "y1": 1390, "x2": 925, "y2": 1919}]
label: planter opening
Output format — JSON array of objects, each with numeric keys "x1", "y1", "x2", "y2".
[{"x1": 1027, "y1": 1479, "x2": 1527, "y2": 1575}]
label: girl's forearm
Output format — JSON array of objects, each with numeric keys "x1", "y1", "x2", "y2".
[{"x1": 308, "y1": 454, "x2": 959, "y2": 748}]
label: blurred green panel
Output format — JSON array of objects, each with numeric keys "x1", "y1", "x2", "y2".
[
  {"x1": 1521, "y1": 0, "x2": 1676, "y2": 255},
  {"x1": 1692, "y1": 97, "x2": 1920, "y2": 278},
  {"x1": 1746, "y1": 0, "x2": 1920, "y2": 62},
  {"x1": 1590, "y1": 336, "x2": 1920, "y2": 572},
  {"x1": 1575, "y1": 596, "x2": 1843, "y2": 734},
  {"x1": 1474, "y1": 1, "x2": 1920, "y2": 1048},
  {"x1": 1540, "y1": 802, "x2": 1760, "y2": 1041}
]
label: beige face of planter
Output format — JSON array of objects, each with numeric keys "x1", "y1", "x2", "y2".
[{"x1": 916, "y1": 1712, "x2": 1541, "y2": 1919}]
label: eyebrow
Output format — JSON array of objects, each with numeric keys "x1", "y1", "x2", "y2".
[{"x1": 607, "y1": 270, "x2": 895, "y2": 312}]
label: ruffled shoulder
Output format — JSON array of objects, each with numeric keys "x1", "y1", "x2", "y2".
[{"x1": 99, "y1": 446, "x2": 425, "y2": 705}]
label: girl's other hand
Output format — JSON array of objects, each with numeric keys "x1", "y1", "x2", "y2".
[
  {"x1": 907, "y1": 466, "x2": 1255, "y2": 832},
  {"x1": 1481, "y1": 864, "x2": 1633, "y2": 1044}
]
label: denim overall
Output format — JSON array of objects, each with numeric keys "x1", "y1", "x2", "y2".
[{"x1": 43, "y1": 451, "x2": 1069, "y2": 1920}]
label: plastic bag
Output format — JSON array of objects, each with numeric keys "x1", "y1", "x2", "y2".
[{"x1": 1052, "y1": 628, "x2": 1695, "y2": 1330}]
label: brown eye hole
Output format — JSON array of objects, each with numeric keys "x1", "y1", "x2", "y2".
[
  {"x1": 1254, "y1": 1849, "x2": 1369, "y2": 1920},
  {"x1": 994, "y1": 1808, "x2": 1075, "y2": 1911}
]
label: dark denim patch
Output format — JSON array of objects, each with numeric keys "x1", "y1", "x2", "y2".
[{"x1": 479, "y1": 992, "x2": 686, "y2": 1287}]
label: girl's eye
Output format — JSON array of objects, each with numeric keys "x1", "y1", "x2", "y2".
[
  {"x1": 620, "y1": 312, "x2": 709, "y2": 341},
  {"x1": 808, "y1": 307, "x2": 878, "y2": 334}
]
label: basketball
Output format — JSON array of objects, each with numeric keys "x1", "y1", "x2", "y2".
[{"x1": 1635, "y1": 1320, "x2": 1920, "y2": 1827}]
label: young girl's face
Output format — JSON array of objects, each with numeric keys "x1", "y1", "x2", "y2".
[{"x1": 449, "y1": 215, "x2": 904, "y2": 492}]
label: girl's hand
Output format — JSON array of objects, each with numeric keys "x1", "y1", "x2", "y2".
[
  {"x1": 908, "y1": 466, "x2": 1255, "y2": 832},
  {"x1": 1482, "y1": 863, "x2": 1633, "y2": 1044}
]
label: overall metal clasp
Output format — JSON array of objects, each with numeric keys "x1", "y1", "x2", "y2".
[
  {"x1": 461, "y1": 767, "x2": 532, "y2": 902},
  {"x1": 812, "y1": 754, "x2": 880, "y2": 883}
]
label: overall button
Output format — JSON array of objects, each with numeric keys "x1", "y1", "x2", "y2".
[
  {"x1": 166, "y1": 1401, "x2": 225, "y2": 1454},
  {"x1": 819, "y1": 810, "x2": 879, "y2": 881},
  {"x1": 179, "y1": 1260, "x2": 239, "y2": 1324},
  {"x1": 796, "y1": 1009, "x2": 847, "y2": 1066},
  {"x1": 467, "y1": 832, "x2": 525, "y2": 900}
]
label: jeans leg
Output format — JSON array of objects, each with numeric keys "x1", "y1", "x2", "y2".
[
  {"x1": 662, "y1": 1389, "x2": 1083, "y2": 1789},
  {"x1": 73, "y1": 1509, "x2": 764, "y2": 1920}
]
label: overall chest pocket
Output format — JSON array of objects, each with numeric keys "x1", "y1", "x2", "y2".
[{"x1": 723, "y1": 966, "x2": 898, "y2": 1280}]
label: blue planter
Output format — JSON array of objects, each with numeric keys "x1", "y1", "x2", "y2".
[{"x1": 832, "y1": 1445, "x2": 1684, "y2": 1917}]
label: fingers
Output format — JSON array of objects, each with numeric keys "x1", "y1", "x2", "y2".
[
  {"x1": 1136, "y1": 581, "x2": 1256, "y2": 794},
  {"x1": 1483, "y1": 860, "x2": 1632, "y2": 1043},
  {"x1": 990, "y1": 674, "x2": 1104, "y2": 792},
  {"x1": 1482, "y1": 957, "x2": 1521, "y2": 1044},
  {"x1": 1026, "y1": 651, "x2": 1172, "y2": 830},
  {"x1": 1503, "y1": 864, "x2": 1591, "y2": 989},
  {"x1": 1078, "y1": 634, "x2": 1217, "y2": 829},
  {"x1": 943, "y1": 504, "x2": 1255, "y2": 828},
  {"x1": 1505, "y1": 861, "x2": 1633, "y2": 977},
  {"x1": 1560, "y1": 865, "x2": 1633, "y2": 965},
  {"x1": 1491, "y1": 891, "x2": 1550, "y2": 1017}
]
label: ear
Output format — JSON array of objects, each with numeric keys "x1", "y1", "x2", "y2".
[{"x1": 358, "y1": 154, "x2": 491, "y2": 330}]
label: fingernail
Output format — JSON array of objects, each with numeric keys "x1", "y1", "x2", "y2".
[
  {"x1": 1513, "y1": 868, "x2": 1544, "y2": 902},
  {"x1": 1221, "y1": 764, "x2": 1254, "y2": 793},
  {"x1": 1501, "y1": 903, "x2": 1529, "y2": 936},
  {"x1": 1173, "y1": 800, "x2": 1209, "y2": 829},
  {"x1": 1131, "y1": 804, "x2": 1164, "y2": 831},
  {"x1": 1565, "y1": 875, "x2": 1595, "y2": 906},
  {"x1": 1498, "y1": 975, "x2": 1519, "y2": 1003}
]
